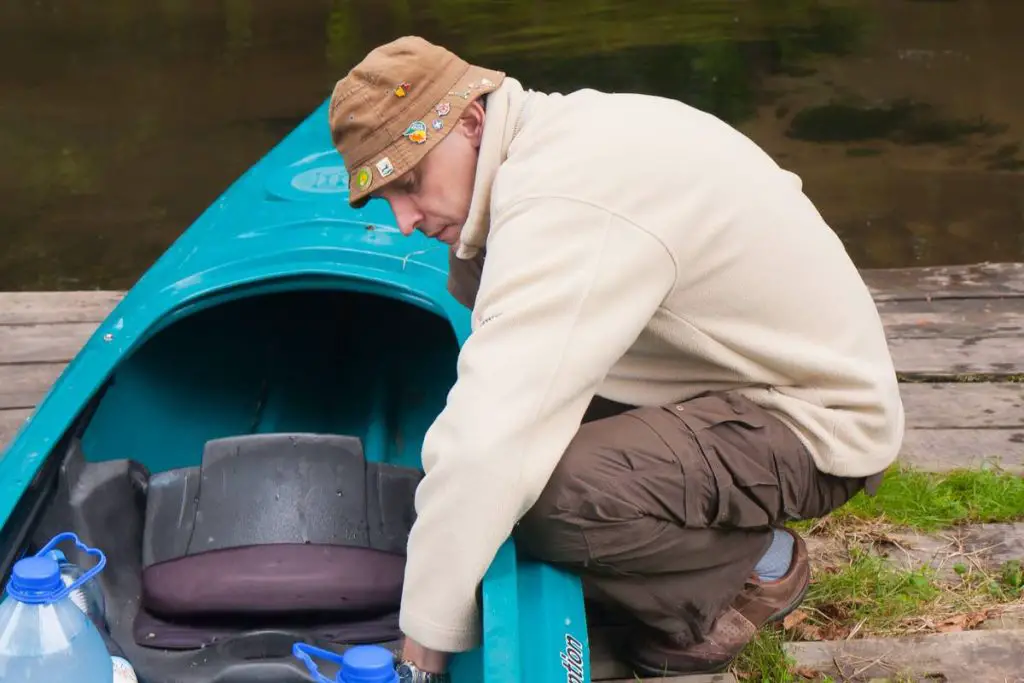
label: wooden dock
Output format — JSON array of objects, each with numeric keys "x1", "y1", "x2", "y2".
[
  {"x1": 2, "y1": 262, "x2": 1024, "y2": 682},
  {"x1": 3, "y1": 262, "x2": 1024, "y2": 467}
]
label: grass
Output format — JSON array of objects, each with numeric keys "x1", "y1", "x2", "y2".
[
  {"x1": 801, "y1": 551, "x2": 1024, "y2": 637},
  {"x1": 790, "y1": 465, "x2": 1024, "y2": 533},
  {"x1": 734, "y1": 629, "x2": 797, "y2": 682},
  {"x1": 896, "y1": 372, "x2": 1024, "y2": 383},
  {"x1": 728, "y1": 465, "x2": 1024, "y2": 680},
  {"x1": 732, "y1": 554, "x2": 1024, "y2": 681}
]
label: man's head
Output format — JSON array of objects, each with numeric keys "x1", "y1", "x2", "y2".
[{"x1": 328, "y1": 36, "x2": 505, "y2": 245}]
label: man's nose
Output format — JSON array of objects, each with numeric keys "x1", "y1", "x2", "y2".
[{"x1": 389, "y1": 197, "x2": 423, "y2": 237}]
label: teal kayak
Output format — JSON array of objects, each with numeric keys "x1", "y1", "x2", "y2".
[{"x1": 0, "y1": 99, "x2": 592, "y2": 683}]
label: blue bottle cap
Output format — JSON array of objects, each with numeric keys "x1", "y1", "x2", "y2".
[
  {"x1": 340, "y1": 645, "x2": 399, "y2": 683},
  {"x1": 7, "y1": 556, "x2": 63, "y2": 604}
]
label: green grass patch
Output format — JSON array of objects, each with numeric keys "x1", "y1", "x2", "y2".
[
  {"x1": 896, "y1": 373, "x2": 1024, "y2": 383},
  {"x1": 792, "y1": 466, "x2": 1024, "y2": 533},
  {"x1": 733, "y1": 628, "x2": 797, "y2": 682},
  {"x1": 799, "y1": 551, "x2": 1024, "y2": 639},
  {"x1": 804, "y1": 549, "x2": 940, "y2": 634},
  {"x1": 737, "y1": 465, "x2": 1024, "y2": 679},
  {"x1": 731, "y1": 554, "x2": 1024, "y2": 680}
]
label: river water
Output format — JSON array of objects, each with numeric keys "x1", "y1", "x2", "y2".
[{"x1": 1, "y1": 0, "x2": 1022, "y2": 290}]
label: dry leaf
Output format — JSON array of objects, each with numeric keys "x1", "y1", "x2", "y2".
[
  {"x1": 936, "y1": 611, "x2": 989, "y2": 632},
  {"x1": 819, "y1": 622, "x2": 852, "y2": 640},
  {"x1": 790, "y1": 622, "x2": 824, "y2": 641},
  {"x1": 783, "y1": 609, "x2": 809, "y2": 630},
  {"x1": 794, "y1": 667, "x2": 820, "y2": 679}
]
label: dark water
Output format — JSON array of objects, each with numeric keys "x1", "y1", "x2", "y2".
[{"x1": 2, "y1": 0, "x2": 1023, "y2": 291}]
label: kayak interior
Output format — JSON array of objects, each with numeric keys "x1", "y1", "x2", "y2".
[{"x1": 3, "y1": 287, "x2": 460, "y2": 683}]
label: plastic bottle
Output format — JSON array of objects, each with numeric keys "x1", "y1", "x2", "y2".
[
  {"x1": 293, "y1": 642, "x2": 398, "y2": 683},
  {"x1": 0, "y1": 532, "x2": 114, "y2": 683},
  {"x1": 112, "y1": 655, "x2": 140, "y2": 683},
  {"x1": 47, "y1": 548, "x2": 107, "y2": 628}
]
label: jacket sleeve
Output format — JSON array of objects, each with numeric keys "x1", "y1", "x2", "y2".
[{"x1": 399, "y1": 197, "x2": 677, "y2": 652}]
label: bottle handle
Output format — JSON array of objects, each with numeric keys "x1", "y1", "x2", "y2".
[
  {"x1": 293, "y1": 642, "x2": 345, "y2": 683},
  {"x1": 35, "y1": 532, "x2": 107, "y2": 600}
]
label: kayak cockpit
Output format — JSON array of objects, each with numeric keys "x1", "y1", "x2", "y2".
[{"x1": 14, "y1": 287, "x2": 459, "y2": 683}]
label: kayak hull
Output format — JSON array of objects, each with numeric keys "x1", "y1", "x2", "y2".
[{"x1": 0, "y1": 100, "x2": 592, "y2": 682}]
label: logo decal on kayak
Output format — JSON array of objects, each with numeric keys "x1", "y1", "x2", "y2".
[
  {"x1": 289, "y1": 165, "x2": 350, "y2": 195},
  {"x1": 561, "y1": 633, "x2": 585, "y2": 683}
]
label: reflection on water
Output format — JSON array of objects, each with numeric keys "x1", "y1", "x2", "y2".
[{"x1": 1, "y1": 0, "x2": 1022, "y2": 290}]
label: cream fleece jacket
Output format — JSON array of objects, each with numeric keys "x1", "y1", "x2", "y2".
[{"x1": 399, "y1": 78, "x2": 905, "y2": 652}]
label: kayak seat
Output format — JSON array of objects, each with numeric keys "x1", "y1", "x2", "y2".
[
  {"x1": 140, "y1": 432, "x2": 418, "y2": 620},
  {"x1": 132, "y1": 432, "x2": 421, "y2": 650}
]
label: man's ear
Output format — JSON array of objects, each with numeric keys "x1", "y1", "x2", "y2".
[{"x1": 458, "y1": 101, "x2": 486, "y2": 148}]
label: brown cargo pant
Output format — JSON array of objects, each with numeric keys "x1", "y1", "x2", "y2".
[{"x1": 513, "y1": 391, "x2": 881, "y2": 648}]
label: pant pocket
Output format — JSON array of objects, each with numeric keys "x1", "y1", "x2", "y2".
[
  {"x1": 664, "y1": 394, "x2": 787, "y2": 529},
  {"x1": 580, "y1": 518, "x2": 678, "y2": 577}
]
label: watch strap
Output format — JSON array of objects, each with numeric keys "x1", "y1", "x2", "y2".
[{"x1": 397, "y1": 660, "x2": 451, "y2": 683}]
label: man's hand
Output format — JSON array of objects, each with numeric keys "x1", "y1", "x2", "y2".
[{"x1": 400, "y1": 636, "x2": 449, "y2": 674}]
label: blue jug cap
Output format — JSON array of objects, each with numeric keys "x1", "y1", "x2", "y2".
[
  {"x1": 341, "y1": 646, "x2": 398, "y2": 683},
  {"x1": 7, "y1": 556, "x2": 63, "y2": 604}
]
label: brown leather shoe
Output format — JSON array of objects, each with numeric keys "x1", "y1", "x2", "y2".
[{"x1": 626, "y1": 527, "x2": 810, "y2": 676}]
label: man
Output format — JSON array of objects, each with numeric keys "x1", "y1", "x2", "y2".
[{"x1": 327, "y1": 36, "x2": 904, "y2": 679}]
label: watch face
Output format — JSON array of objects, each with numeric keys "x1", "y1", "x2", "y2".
[{"x1": 395, "y1": 662, "x2": 414, "y2": 683}]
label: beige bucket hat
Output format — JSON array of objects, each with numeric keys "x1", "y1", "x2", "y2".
[{"x1": 328, "y1": 36, "x2": 505, "y2": 207}]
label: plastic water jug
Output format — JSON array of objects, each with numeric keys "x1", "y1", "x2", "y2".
[
  {"x1": 293, "y1": 642, "x2": 398, "y2": 683},
  {"x1": 46, "y1": 547, "x2": 107, "y2": 628},
  {"x1": 0, "y1": 532, "x2": 114, "y2": 683},
  {"x1": 112, "y1": 655, "x2": 140, "y2": 683}
]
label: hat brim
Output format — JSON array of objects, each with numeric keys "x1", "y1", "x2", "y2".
[{"x1": 345, "y1": 64, "x2": 505, "y2": 209}]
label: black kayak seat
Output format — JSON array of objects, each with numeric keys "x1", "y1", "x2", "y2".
[{"x1": 135, "y1": 433, "x2": 422, "y2": 645}]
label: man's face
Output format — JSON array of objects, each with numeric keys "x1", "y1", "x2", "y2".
[{"x1": 373, "y1": 102, "x2": 486, "y2": 246}]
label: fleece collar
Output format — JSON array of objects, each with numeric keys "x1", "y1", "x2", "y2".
[{"x1": 454, "y1": 76, "x2": 537, "y2": 260}]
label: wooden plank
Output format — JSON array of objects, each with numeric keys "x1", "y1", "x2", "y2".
[
  {"x1": 877, "y1": 297, "x2": 1024, "y2": 339},
  {"x1": 877, "y1": 523, "x2": 1024, "y2": 579},
  {"x1": 806, "y1": 523, "x2": 1024, "y2": 583},
  {"x1": 862, "y1": 262, "x2": 1024, "y2": 302},
  {"x1": 0, "y1": 323, "x2": 98, "y2": 364},
  {"x1": 888, "y1": 337, "x2": 1024, "y2": 378},
  {"x1": 0, "y1": 291, "x2": 121, "y2": 325},
  {"x1": 0, "y1": 409, "x2": 31, "y2": 453},
  {"x1": 0, "y1": 263, "x2": 1015, "y2": 326},
  {"x1": 900, "y1": 383, "x2": 1024, "y2": 429},
  {"x1": 5, "y1": 327, "x2": 1020, "y2": 378},
  {"x1": 0, "y1": 363, "x2": 66, "y2": 409},
  {"x1": 2, "y1": 369, "x2": 1017, "y2": 431},
  {"x1": 786, "y1": 628, "x2": 1024, "y2": 681},
  {"x1": 899, "y1": 428, "x2": 1024, "y2": 473}
]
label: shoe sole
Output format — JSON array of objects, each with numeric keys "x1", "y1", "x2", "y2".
[
  {"x1": 631, "y1": 658, "x2": 734, "y2": 677},
  {"x1": 628, "y1": 574, "x2": 811, "y2": 678}
]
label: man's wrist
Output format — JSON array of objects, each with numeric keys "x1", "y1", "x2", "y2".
[
  {"x1": 398, "y1": 636, "x2": 450, "y2": 681},
  {"x1": 400, "y1": 637, "x2": 448, "y2": 672},
  {"x1": 396, "y1": 660, "x2": 451, "y2": 682}
]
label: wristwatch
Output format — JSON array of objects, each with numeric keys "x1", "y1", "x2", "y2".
[{"x1": 396, "y1": 660, "x2": 451, "y2": 683}]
